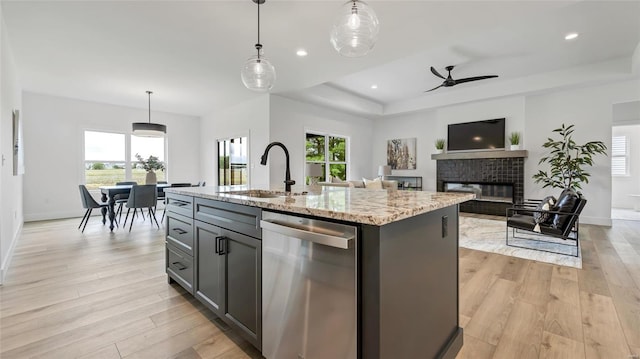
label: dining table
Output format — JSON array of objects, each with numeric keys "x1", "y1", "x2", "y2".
[{"x1": 99, "y1": 183, "x2": 171, "y2": 231}]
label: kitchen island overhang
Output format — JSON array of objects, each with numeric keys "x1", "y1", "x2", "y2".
[{"x1": 164, "y1": 186, "x2": 474, "y2": 359}]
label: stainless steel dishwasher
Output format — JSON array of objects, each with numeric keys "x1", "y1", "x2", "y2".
[{"x1": 261, "y1": 211, "x2": 357, "y2": 359}]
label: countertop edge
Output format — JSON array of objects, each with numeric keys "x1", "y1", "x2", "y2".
[{"x1": 165, "y1": 187, "x2": 474, "y2": 226}]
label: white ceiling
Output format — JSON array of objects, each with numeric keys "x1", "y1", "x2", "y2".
[{"x1": 2, "y1": 1, "x2": 639, "y2": 117}]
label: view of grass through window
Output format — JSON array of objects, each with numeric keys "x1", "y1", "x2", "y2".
[
  {"x1": 219, "y1": 137, "x2": 248, "y2": 186},
  {"x1": 306, "y1": 132, "x2": 347, "y2": 182},
  {"x1": 84, "y1": 131, "x2": 165, "y2": 189}
]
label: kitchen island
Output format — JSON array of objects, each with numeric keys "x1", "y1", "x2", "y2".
[{"x1": 163, "y1": 186, "x2": 474, "y2": 359}]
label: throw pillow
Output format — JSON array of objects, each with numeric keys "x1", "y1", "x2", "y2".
[
  {"x1": 532, "y1": 196, "x2": 556, "y2": 233},
  {"x1": 363, "y1": 177, "x2": 383, "y2": 190},
  {"x1": 552, "y1": 189, "x2": 579, "y2": 230},
  {"x1": 332, "y1": 176, "x2": 345, "y2": 183}
]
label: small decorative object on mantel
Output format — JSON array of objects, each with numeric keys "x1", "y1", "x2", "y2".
[
  {"x1": 435, "y1": 138, "x2": 446, "y2": 154},
  {"x1": 387, "y1": 138, "x2": 417, "y2": 170},
  {"x1": 533, "y1": 124, "x2": 607, "y2": 190},
  {"x1": 136, "y1": 153, "x2": 165, "y2": 185},
  {"x1": 509, "y1": 132, "x2": 521, "y2": 151}
]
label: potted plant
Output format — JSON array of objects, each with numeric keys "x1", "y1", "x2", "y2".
[
  {"x1": 509, "y1": 132, "x2": 521, "y2": 150},
  {"x1": 532, "y1": 124, "x2": 607, "y2": 190},
  {"x1": 136, "y1": 153, "x2": 165, "y2": 184},
  {"x1": 435, "y1": 139, "x2": 446, "y2": 154}
]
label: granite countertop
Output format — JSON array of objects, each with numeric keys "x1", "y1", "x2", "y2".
[{"x1": 164, "y1": 186, "x2": 475, "y2": 226}]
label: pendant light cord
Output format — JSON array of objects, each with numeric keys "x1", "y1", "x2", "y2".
[
  {"x1": 256, "y1": 1, "x2": 261, "y2": 59},
  {"x1": 147, "y1": 90, "x2": 152, "y2": 124}
]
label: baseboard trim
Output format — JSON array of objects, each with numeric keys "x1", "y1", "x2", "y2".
[
  {"x1": 581, "y1": 216, "x2": 612, "y2": 227},
  {"x1": 25, "y1": 210, "x2": 84, "y2": 222},
  {"x1": 1, "y1": 221, "x2": 23, "y2": 285}
]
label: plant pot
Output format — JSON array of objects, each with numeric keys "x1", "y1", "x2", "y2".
[
  {"x1": 510, "y1": 144, "x2": 520, "y2": 151},
  {"x1": 145, "y1": 171, "x2": 157, "y2": 184},
  {"x1": 435, "y1": 149, "x2": 443, "y2": 154}
]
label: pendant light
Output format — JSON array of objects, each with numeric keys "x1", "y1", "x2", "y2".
[
  {"x1": 330, "y1": 0, "x2": 379, "y2": 58},
  {"x1": 241, "y1": 0, "x2": 276, "y2": 92},
  {"x1": 132, "y1": 91, "x2": 166, "y2": 137}
]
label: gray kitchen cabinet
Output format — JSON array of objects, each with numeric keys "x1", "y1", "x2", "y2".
[
  {"x1": 166, "y1": 242, "x2": 194, "y2": 293},
  {"x1": 221, "y1": 227, "x2": 261, "y2": 347},
  {"x1": 165, "y1": 193, "x2": 195, "y2": 294},
  {"x1": 166, "y1": 195, "x2": 262, "y2": 351},
  {"x1": 194, "y1": 220, "x2": 224, "y2": 317}
]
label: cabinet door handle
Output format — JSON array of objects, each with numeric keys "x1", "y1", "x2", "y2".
[
  {"x1": 215, "y1": 236, "x2": 227, "y2": 255},
  {"x1": 172, "y1": 261, "x2": 187, "y2": 270},
  {"x1": 215, "y1": 236, "x2": 224, "y2": 254},
  {"x1": 172, "y1": 228, "x2": 187, "y2": 235},
  {"x1": 173, "y1": 201, "x2": 188, "y2": 207}
]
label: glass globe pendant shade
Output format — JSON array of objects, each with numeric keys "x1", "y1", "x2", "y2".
[
  {"x1": 241, "y1": 47, "x2": 276, "y2": 92},
  {"x1": 330, "y1": 0, "x2": 379, "y2": 57}
]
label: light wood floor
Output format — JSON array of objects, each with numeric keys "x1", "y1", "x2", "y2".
[{"x1": 1, "y1": 215, "x2": 638, "y2": 358}]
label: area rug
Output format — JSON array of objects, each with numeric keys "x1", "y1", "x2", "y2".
[{"x1": 459, "y1": 216, "x2": 582, "y2": 269}]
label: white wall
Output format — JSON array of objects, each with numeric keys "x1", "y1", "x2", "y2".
[
  {"x1": 525, "y1": 80, "x2": 640, "y2": 226},
  {"x1": 268, "y1": 95, "x2": 374, "y2": 190},
  {"x1": 0, "y1": 9, "x2": 23, "y2": 283},
  {"x1": 372, "y1": 96, "x2": 526, "y2": 191},
  {"x1": 612, "y1": 124, "x2": 640, "y2": 209},
  {"x1": 199, "y1": 95, "x2": 270, "y2": 189},
  {"x1": 22, "y1": 92, "x2": 200, "y2": 221},
  {"x1": 373, "y1": 110, "x2": 438, "y2": 191}
]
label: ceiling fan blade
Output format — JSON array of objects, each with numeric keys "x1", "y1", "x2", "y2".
[
  {"x1": 430, "y1": 67, "x2": 445, "y2": 79},
  {"x1": 454, "y1": 75, "x2": 498, "y2": 85},
  {"x1": 424, "y1": 84, "x2": 444, "y2": 92}
]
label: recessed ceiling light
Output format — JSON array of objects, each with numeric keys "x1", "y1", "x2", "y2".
[
  {"x1": 564, "y1": 32, "x2": 579, "y2": 40},
  {"x1": 371, "y1": 84, "x2": 378, "y2": 89},
  {"x1": 296, "y1": 49, "x2": 308, "y2": 57}
]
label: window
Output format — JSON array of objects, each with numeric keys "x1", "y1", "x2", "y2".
[
  {"x1": 218, "y1": 137, "x2": 248, "y2": 186},
  {"x1": 611, "y1": 135, "x2": 628, "y2": 176},
  {"x1": 131, "y1": 135, "x2": 166, "y2": 184},
  {"x1": 305, "y1": 132, "x2": 348, "y2": 182},
  {"x1": 84, "y1": 131, "x2": 126, "y2": 189},
  {"x1": 84, "y1": 130, "x2": 166, "y2": 189}
]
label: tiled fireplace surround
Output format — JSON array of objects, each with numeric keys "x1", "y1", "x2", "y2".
[{"x1": 436, "y1": 155, "x2": 525, "y2": 216}]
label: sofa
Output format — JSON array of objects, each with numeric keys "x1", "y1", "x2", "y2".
[{"x1": 318, "y1": 178, "x2": 398, "y2": 190}]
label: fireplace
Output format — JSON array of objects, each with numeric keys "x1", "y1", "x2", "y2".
[
  {"x1": 435, "y1": 154, "x2": 526, "y2": 216},
  {"x1": 444, "y1": 182, "x2": 514, "y2": 204}
]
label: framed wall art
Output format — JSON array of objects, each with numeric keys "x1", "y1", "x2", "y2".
[{"x1": 387, "y1": 137, "x2": 416, "y2": 170}]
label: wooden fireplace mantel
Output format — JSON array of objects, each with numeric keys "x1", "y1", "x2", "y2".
[{"x1": 431, "y1": 150, "x2": 528, "y2": 160}]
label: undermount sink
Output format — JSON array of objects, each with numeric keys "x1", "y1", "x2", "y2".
[{"x1": 221, "y1": 189, "x2": 307, "y2": 198}]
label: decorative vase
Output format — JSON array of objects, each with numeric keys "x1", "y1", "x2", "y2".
[
  {"x1": 510, "y1": 144, "x2": 520, "y2": 151},
  {"x1": 145, "y1": 171, "x2": 157, "y2": 184}
]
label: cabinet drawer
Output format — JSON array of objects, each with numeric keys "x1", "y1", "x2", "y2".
[
  {"x1": 166, "y1": 212, "x2": 194, "y2": 255},
  {"x1": 166, "y1": 243, "x2": 194, "y2": 294},
  {"x1": 166, "y1": 193, "x2": 193, "y2": 218},
  {"x1": 194, "y1": 198, "x2": 262, "y2": 239}
]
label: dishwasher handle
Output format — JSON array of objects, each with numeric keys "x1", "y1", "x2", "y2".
[{"x1": 260, "y1": 219, "x2": 354, "y2": 249}]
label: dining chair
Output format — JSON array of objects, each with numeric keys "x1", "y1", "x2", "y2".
[
  {"x1": 115, "y1": 181, "x2": 138, "y2": 222},
  {"x1": 155, "y1": 181, "x2": 168, "y2": 220},
  {"x1": 78, "y1": 184, "x2": 111, "y2": 233},
  {"x1": 161, "y1": 183, "x2": 193, "y2": 223},
  {"x1": 123, "y1": 184, "x2": 159, "y2": 231}
]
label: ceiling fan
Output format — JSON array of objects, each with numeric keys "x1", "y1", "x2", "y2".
[{"x1": 425, "y1": 65, "x2": 498, "y2": 92}]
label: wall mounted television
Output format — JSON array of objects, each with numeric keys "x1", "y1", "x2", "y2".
[{"x1": 447, "y1": 118, "x2": 505, "y2": 152}]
